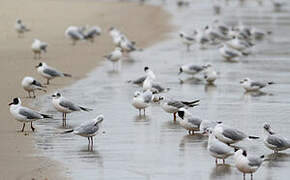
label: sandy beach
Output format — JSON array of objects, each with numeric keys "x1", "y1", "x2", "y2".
[{"x1": 0, "y1": 0, "x2": 171, "y2": 179}]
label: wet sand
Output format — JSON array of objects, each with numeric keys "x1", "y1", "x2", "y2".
[{"x1": 0, "y1": 0, "x2": 171, "y2": 179}]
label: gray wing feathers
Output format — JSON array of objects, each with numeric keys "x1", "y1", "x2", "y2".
[
  {"x1": 168, "y1": 101, "x2": 184, "y2": 108},
  {"x1": 43, "y1": 68, "x2": 62, "y2": 77},
  {"x1": 251, "y1": 81, "x2": 266, "y2": 88},
  {"x1": 19, "y1": 108, "x2": 42, "y2": 119},
  {"x1": 187, "y1": 117, "x2": 202, "y2": 127},
  {"x1": 248, "y1": 157, "x2": 263, "y2": 167},
  {"x1": 267, "y1": 135, "x2": 290, "y2": 148},
  {"x1": 59, "y1": 100, "x2": 81, "y2": 111},
  {"x1": 222, "y1": 128, "x2": 247, "y2": 141}
]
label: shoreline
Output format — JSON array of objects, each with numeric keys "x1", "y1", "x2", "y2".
[{"x1": 0, "y1": 0, "x2": 172, "y2": 179}]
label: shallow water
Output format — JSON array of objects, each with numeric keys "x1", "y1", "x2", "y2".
[{"x1": 33, "y1": 0, "x2": 290, "y2": 179}]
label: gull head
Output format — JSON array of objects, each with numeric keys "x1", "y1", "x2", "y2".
[
  {"x1": 16, "y1": 19, "x2": 22, "y2": 24},
  {"x1": 52, "y1": 92, "x2": 62, "y2": 99},
  {"x1": 177, "y1": 108, "x2": 187, "y2": 120},
  {"x1": 134, "y1": 91, "x2": 141, "y2": 98},
  {"x1": 94, "y1": 114, "x2": 104, "y2": 125},
  {"x1": 144, "y1": 66, "x2": 149, "y2": 72},
  {"x1": 263, "y1": 123, "x2": 275, "y2": 135},
  {"x1": 178, "y1": 67, "x2": 183, "y2": 75},
  {"x1": 240, "y1": 77, "x2": 250, "y2": 84},
  {"x1": 9, "y1": 97, "x2": 21, "y2": 106}
]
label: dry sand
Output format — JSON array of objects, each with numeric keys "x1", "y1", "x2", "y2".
[{"x1": 0, "y1": 0, "x2": 171, "y2": 179}]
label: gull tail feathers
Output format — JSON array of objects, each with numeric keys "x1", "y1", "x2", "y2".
[
  {"x1": 62, "y1": 129, "x2": 74, "y2": 134},
  {"x1": 248, "y1": 135, "x2": 259, "y2": 139},
  {"x1": 63, "y1": 73, "x2": 72, "y2": 77},
  {"x1": 80, "y1": 106, "x2": 93, "y2": 112},
  {"x1": 41, "y1": 113, "x2": 53, "y2": 119}
]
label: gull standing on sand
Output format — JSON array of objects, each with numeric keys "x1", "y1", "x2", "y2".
[
  {"x1": 132, "y1": 90, "x2": 153, "y2": 116},
  {"x1": 104, "y1": 47, "x2": 123, "y2": 71},
  {"x1": 214, "y1": 122, "x2": 259, "y2": 145},
  {"x1": 52, "y1": 92, "x2": 92, "y2": 127},
  {"x1": 159, "y1": 97, "x2": 199, "y2": 121},
  {"x1": 36, "y1": 62, "x2": 72, "y2": 85},
  {"x1": 203, "y1": 63, "x2": 218, "y2": 84},
  {"x1": 84, "y1": 26, "x2": 101, "y2": 42},
  {"x1": 234, "y1": 149, "x2": 264, "y2": 180},
  {"x1": 31, "y1": 39, "x2": 48, "y2": 59},
  {"x1": 263, "y1": 123, "x2": 290, "y2": 153},
  {"x1": 177, "y1": 108, "x2": 202, "y2": 134},
  {"x1": 64, "y1": 115, "x2": 104, "y2": 150},
  {"x1": 9, "y1": 97, "x2": 52, "y2": 132},
  {"x1": 179, "y1": 32, "x2": 195, "y2": 51},
  {"x1": 178, "y1": 64, "x2": 205, "y2": 76},
  {"x1": 15, "y1": 19, "x2": 30, "y2": 37},
  {"x1": 206, "y1": 128, "x2": 234, "y2": 164},
  {"x1": 240, "y1": 78, "x2": 274, "y2": 92},
  {"x1": 65, "y1": 26, "x2": 85, "y2": 45},
  {"x1": 21, "y1": 76, "x2": 46, "y2": 98}
]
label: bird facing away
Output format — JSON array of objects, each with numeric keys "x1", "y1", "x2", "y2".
[
  {"x1": 177, "y1": 108, "x2": 202, "y2": 135},
  {"x1": 21, "y1": 76, "x2": 46, "y2": 98},
  {"x1": 52, "y1": 92, "x2": 91, "y2": 127},
  {"x1": 36, "y1": 62, "x2": 72, "y2": 85},
  {"x1": 9, "y1": 97, "x2": 52, "y2": 132}
]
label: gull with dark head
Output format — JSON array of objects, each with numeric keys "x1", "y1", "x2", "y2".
[
  {"x1": 84, "y1": 26, "x2": 101, "y2": 43},
  {"x1": 36, "y1": 62, "x2": 72, "y2": 85},
  {"x1": 9, "y1": 97, "x2": 52, "y2": 132},
  {"x1": 21, "y1": 76, "x2": 46, "y2": 98},
  {"x1": 159, "y1": 97, "x2": 199, "y2": 121},
  {"x1": 234, "y1": 148, "x2": 264, "y2": 180},
  {"x1": 52, "y1": 92, "x2": 92, "y2": 127},
  {"x1": 263, "y1": 123, "x2": 290, "y2": 153},
  {"x1": 177, "y1": 108, "x2": 202, "y2": 134}
]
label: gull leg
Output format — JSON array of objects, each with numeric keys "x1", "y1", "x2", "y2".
[
  {"x1": 243, "y1": 173, "x2": 246, "y2": 180},
  {"x1": 143, "y1": 109, "x2": 146, "y2": 116},
  {"x1": 31, "y1": 122, "x2": 35, "y2": 132},
  {"x1": 32, "y1": 91, "x2": 36, "y2": 98},
  {"x1": 215, "y1": 158, "x2": 218, "y2": 164},
  {"x1": 173, "y1": 112, "x2": 177, "y2": 122},
  {"x1": 64, "y1": 113, "x2": 67, "y2": 127},
  {"x1": 223, "y1": 159, "x2": 225, "y2": 164},
  {"x1": 46, "y1": 79, "x2": 50, "y2": 85},
  {"x1": 251, "y1": 173, "x2": 253, "y2": 180},
  {"x1": 88, "y1": 137, "x2": 90, "y2": 150},
  {"x1": 91, "y1": 137, "x2": 93, "y2": 149},
  {"x1": 21, "y1": 123, "x2": 26, "y2": 132},
  {"x1": 62, "y1": 113, "x2": 65, "y2": 127}
]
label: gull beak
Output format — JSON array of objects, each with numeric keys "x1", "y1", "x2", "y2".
[
  {"x1": 51, "y1": 95, "x2": 56, "y2": 98},
  {"x1": 8, "y1": 102, "x2": 13, "y2": 106},
  {"x1": 239, "y1": 80, "x2": 244, "y2": 84}
]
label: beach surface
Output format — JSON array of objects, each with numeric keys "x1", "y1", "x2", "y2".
[{"x1": 0, "y1": 0, "x2": 171, "y2": 179}]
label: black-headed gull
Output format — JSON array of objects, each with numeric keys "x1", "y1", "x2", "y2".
[
  {"x1": 21, "y1": 76, "x2": 46, "y2": 98},
  {"x1": 234, "y1": 149, "x2": 264, "y2": 179},
  {"x1": 36, "y1": 62, "x2": 72, "y2": 85},
  {"x1": 159, "y1": 97, "x2": 199, "y2": 121},
  {"x1": 214, "y1": 122, "x2": 259, "y2": 145},
  {"x1": 64, "y1": 115, "x2": 104, "y2": 150},
  {"x1": 31, "y1": 39, "x2": 48, "y2": 59},
  {"x1": 240, "y1": 78, "x2": 274, "y2": 92},
  {"x1": 14, "y1": 19, "x2": 30, "y2": 37},
  {"x1": 263, "y1": 123, "x2": 290, "y2": 153},
  {"x1": 52, "y1": 92, "x2": 91, "y2": 127},
  {"x1": 177, "y1": 108, "x2": 202, "y2": 134},
  {"x1": 206, "y1": 128, "x2": 234, "y2": 164},
  {"x1": 9, "y1": 98, "x2": 52, "y2": 132}
]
